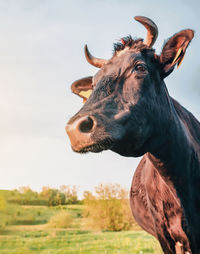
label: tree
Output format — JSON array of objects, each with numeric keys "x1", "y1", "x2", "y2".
[
  {"x1": 59, "y1": 185, "x2": 78, "y2": 204},
  {"x1": 40, "y1": 187, "x2": 66, "y2": 206}
]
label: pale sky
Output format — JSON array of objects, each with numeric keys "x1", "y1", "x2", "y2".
[{"x1": 0, "y1": 0, "x2": 200, "y2": 196}]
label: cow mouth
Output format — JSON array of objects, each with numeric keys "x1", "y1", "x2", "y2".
[{"x1": 73, "y1": 137, "x2": 114, "y2": 154}]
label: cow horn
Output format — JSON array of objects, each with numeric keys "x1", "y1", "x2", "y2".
[
  {"x1": 134, "y1": 16, "x2": 158, "y2": 47},
  {"x1": 84, "y1": 45, "x2": 108, "y2": 68}
]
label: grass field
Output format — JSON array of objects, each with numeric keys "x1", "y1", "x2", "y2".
[{"x1": 0, "y1": 205, "x2": 162, "y2": 254}]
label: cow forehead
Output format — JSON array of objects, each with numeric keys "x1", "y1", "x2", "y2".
[
  {"x1": 113, "y1": 51, "x2": 144, "y2": 64},
  {"x1": 93, "y1": 51, "x2": 145, "y2": 83}
]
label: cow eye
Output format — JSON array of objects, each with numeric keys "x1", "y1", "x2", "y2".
[{"x1": 135, "y1": 64, "x2": 146, "y2": 72}]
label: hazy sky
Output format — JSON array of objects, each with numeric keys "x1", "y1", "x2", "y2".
[{"x1": 0, "y1": 0, "x2": 200, "y2": 196}]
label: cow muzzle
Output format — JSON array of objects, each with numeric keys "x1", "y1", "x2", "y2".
[{"x1": 66, "y1": 116, "x2": 97, "y2": 152}]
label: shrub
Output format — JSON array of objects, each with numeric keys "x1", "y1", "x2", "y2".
[
  {"x1": 47, "y1": 211, "x2": 73, "y2": 228},
  {"x1": 83, "y1": 184, "x2": 135, "y2": 231}
]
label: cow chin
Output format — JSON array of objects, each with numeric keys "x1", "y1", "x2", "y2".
[
  {"x1": 111, "y1": 145, "x2": 145, "y2": 157},
  {"x1": 109, "y1": 134, "x2": 149, "y2": 158},
  {"x1": 71, "y1": 137, "x2": 114, "y2": 154}
]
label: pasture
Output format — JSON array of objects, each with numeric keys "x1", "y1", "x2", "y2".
[{"x1": 0, "y1": 204, "x2": 162, "y2": 254}]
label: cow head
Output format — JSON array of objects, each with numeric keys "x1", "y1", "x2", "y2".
[{"x1": 66, "y1": 16, "x2": 194, "y2": 157}]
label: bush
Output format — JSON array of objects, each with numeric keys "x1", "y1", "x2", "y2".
[
  {"x1": 83, "y1": 184, "x2": 135, "y2": 231},
  {"x1": 47, "y1": 211, "x2": 73, "y2": 228}
]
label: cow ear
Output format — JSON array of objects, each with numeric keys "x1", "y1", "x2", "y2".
[
  {"x1": 71, "y1": 76, "x2": 93, "y2": 103},
  {"x1": 159, "y1": 29, "x2": 194, "y2": 79}
]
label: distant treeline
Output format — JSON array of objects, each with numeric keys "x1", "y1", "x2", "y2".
[{"x1": 3, "y1": 185, "x2": 79, "y2": 206}]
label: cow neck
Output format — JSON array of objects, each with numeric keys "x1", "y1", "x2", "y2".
[
  {"x1": 146, "y1": 100, "x2": 200, "y2": 250},
  {"x1": 147, "y1": 102, "x2": 193, "y2": 203}
]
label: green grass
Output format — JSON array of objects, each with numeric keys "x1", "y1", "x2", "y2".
[
  {"x1": 0, "y1": 229, "x2": 162, "y2": 254},
  {"x1": 0, "y1": 205, "x2": 162, "y2": 254}
]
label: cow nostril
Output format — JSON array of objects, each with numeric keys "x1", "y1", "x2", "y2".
[{"x1": 78, "y1": 117, "x2": 94, "y2": 133}]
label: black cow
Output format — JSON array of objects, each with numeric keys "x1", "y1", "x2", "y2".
[{"x1": 66, "y1": 16, "x2": 200, "y2": 254}]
